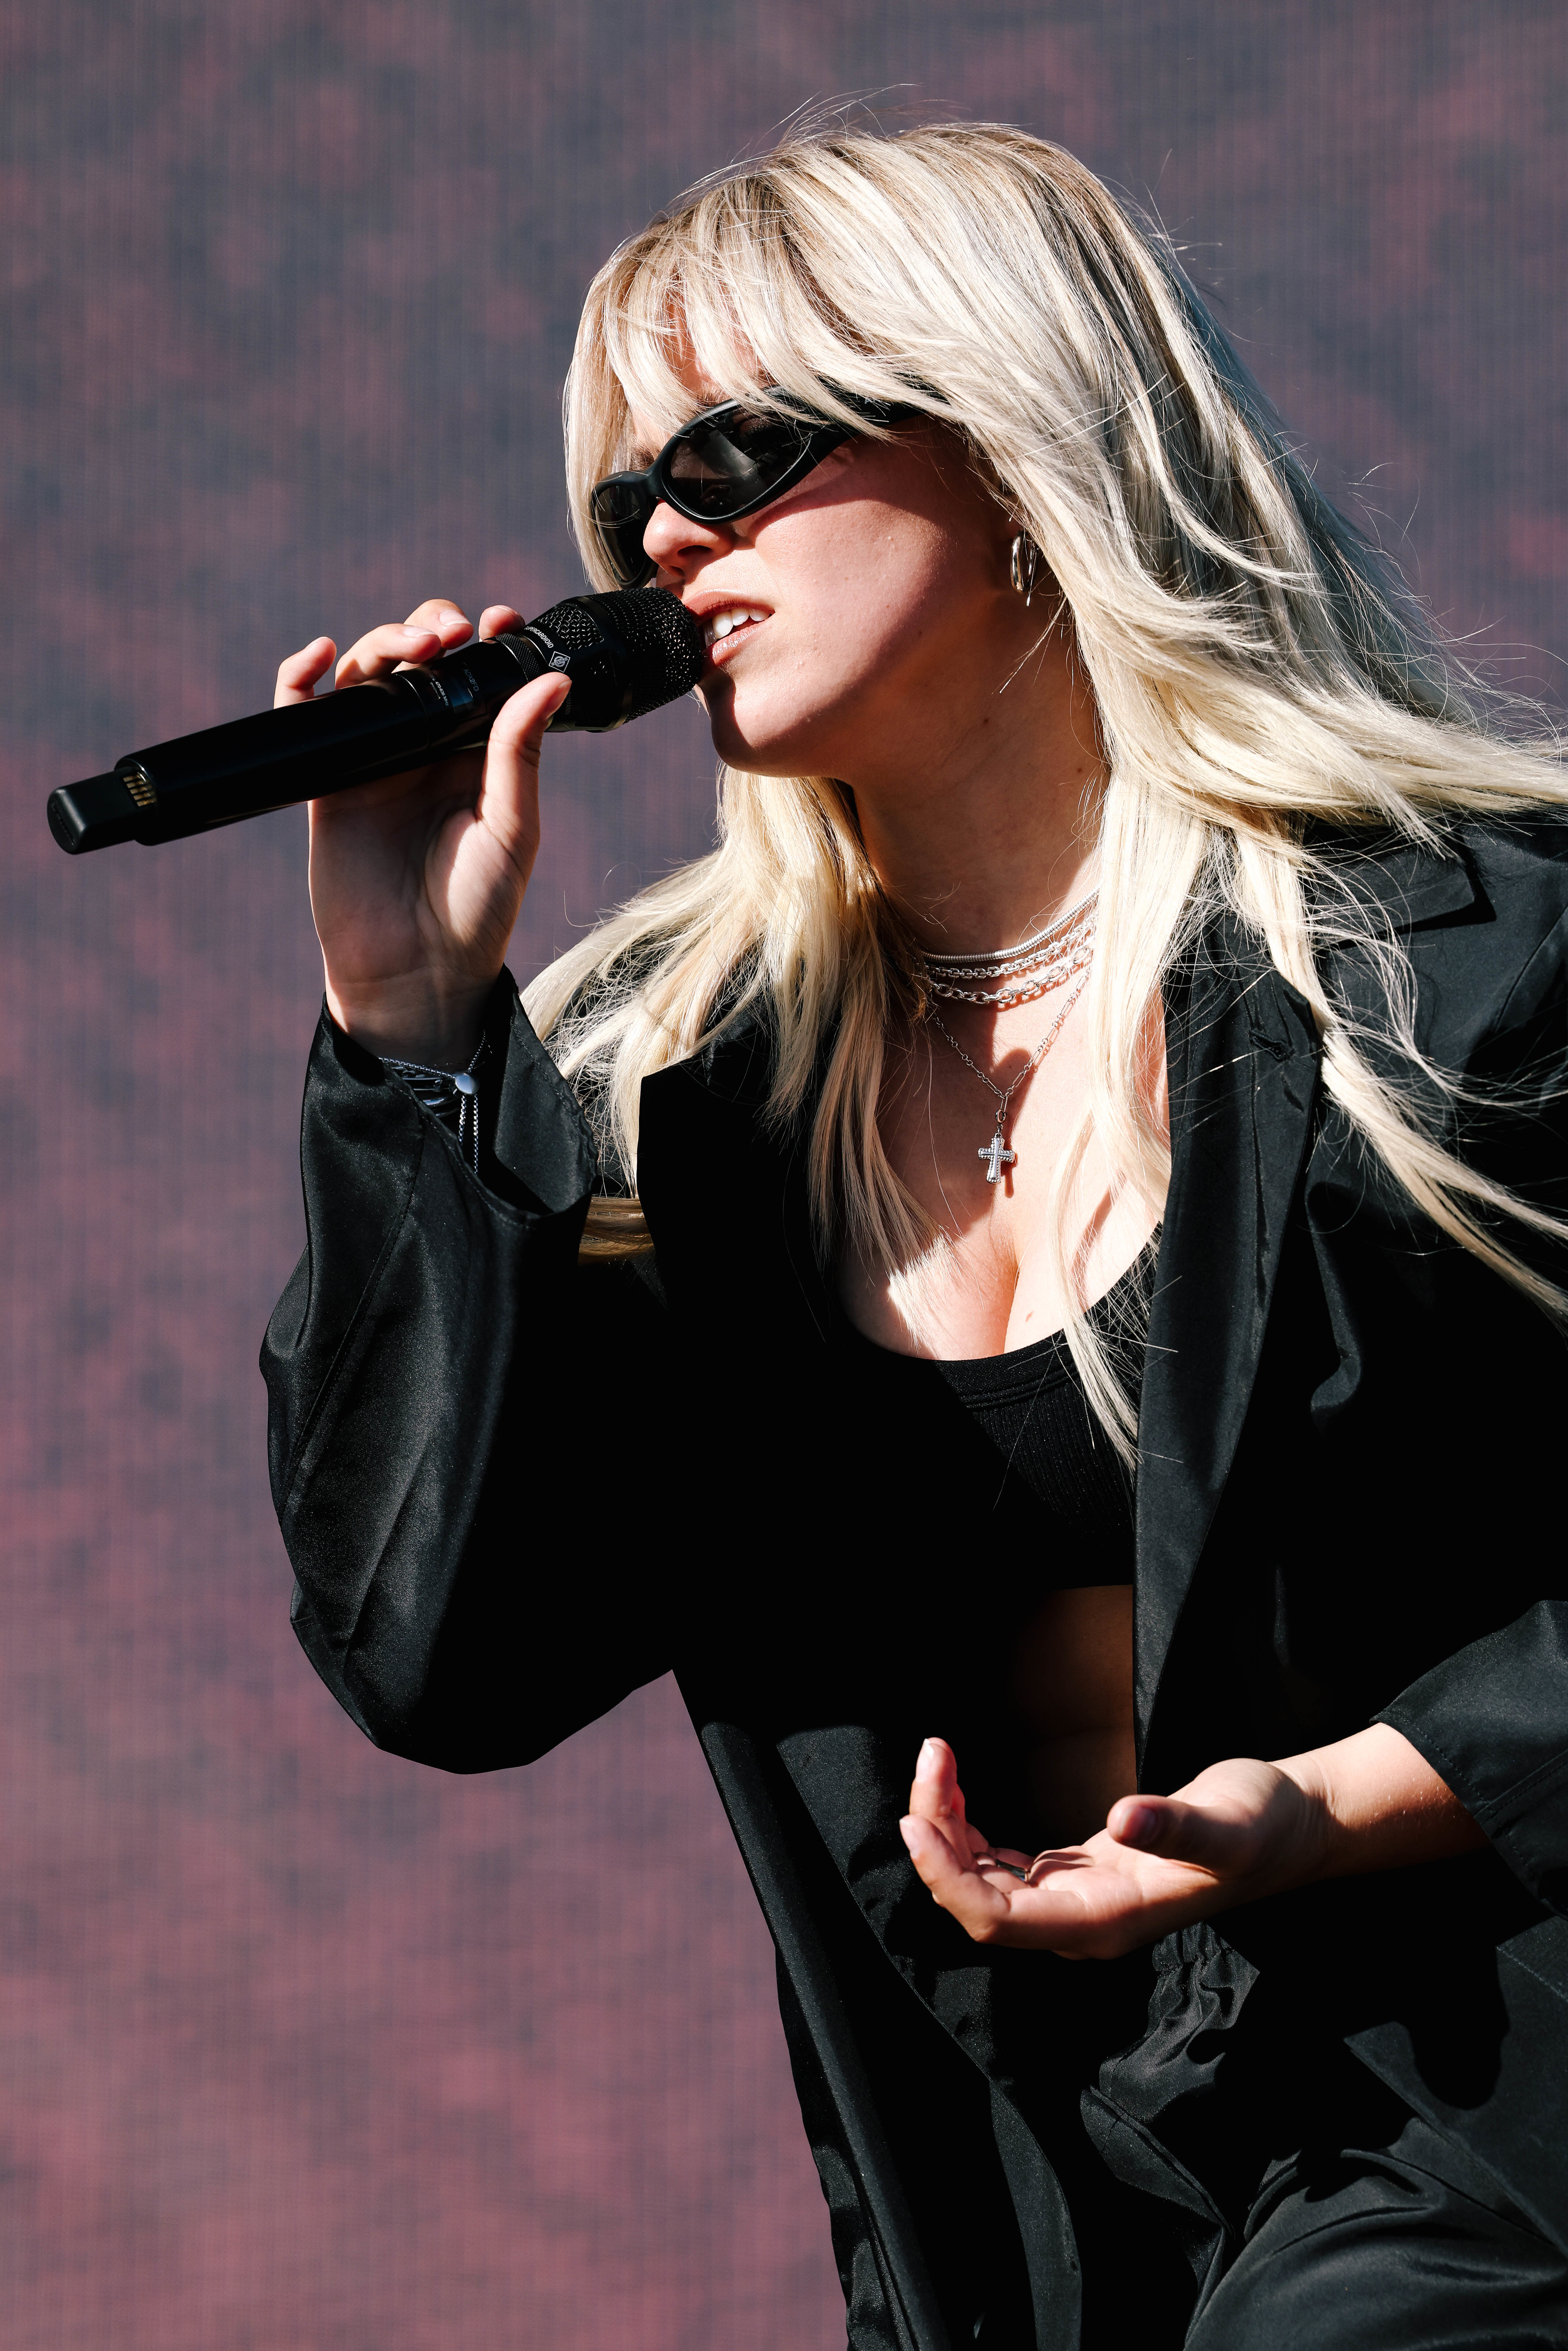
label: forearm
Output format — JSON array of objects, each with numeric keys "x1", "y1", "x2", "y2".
[{"x1": 1275, "y1": 1722, "x2": 1487, "y2": 1881}]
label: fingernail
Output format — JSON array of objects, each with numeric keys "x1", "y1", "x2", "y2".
[
  {"x1": 898, "y1": 1818, "x2": 918, "y2": 1850},
  {"x1": 917, "y1": 1738, "x2": 940, "y2": 1770}
]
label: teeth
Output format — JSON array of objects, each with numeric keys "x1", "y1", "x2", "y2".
[{"x1": 703, "y1": 608, "x2": 769, "y2": 647}]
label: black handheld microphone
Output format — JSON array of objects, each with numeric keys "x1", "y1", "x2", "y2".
[{"x1": 46, "y1": 588, "x2": 706, "y2": 855}]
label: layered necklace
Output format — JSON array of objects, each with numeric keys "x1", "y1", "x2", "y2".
[{"x1": 918, "y1": 892, "x2": 1096, "y2": 1184}]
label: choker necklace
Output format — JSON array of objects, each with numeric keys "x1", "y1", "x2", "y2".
[
  {"x1": 919, "y1": 892, "x2": 1097, "y2": 1009},
  {"x1": 926, "y1": 965, "x2": 1091, "y2": 1183}
]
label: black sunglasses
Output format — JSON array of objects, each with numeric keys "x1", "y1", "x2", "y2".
[{"x1": 589, "y1": 389, "x2": 909, "y2": 589}]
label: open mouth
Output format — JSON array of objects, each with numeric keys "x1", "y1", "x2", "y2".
[{"x1": 702, "y1": 607, "x2": 770, "y2": 657}]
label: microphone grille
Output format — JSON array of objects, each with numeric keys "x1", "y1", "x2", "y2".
[
  {"x1": 528, "y1": 590, "x2": 704, "y2": 730},
  {"x1": 526, "y1": 597, "x2": 602, "y2": 653}
]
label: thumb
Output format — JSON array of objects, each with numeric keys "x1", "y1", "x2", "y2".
[
  {"x1": 1105, "y1": 1792, "x2": 1256, "y2": 1873},
  {"x1": 487, "y1": 667, "x2": 572, "y2": 772},
  {"x1": 476, "y1": 670, "x2": 571, "y2": 857}
]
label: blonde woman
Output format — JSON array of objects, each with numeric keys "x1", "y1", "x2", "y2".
[{"x1": 265, "y1": 127, "x2": 1568, "y2": 2347}]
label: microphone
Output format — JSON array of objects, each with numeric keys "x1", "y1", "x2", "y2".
[{"x1": 46, "y1": 588, "x2": 706, "y2": 855}]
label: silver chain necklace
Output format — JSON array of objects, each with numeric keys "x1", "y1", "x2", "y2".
[
  {"x1": 923, "y1": 931, "x2": 1094, "y2": 1008},
  {"x1": 927, "y1": 972, "x2": 1089, "y2": 1182},
  {"x1": 919, "y1": 893, "x2": 1097, "y2": 1009},
  {"x1": 920, "y1": 887, "x2": 1097, "y2": 971}
]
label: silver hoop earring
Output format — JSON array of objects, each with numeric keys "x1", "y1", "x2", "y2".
[{"x1": 1009, "y1": 531, "x2": 1040, "y2": 606}]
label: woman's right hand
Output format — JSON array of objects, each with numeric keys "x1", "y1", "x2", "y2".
[{"x1": 276, "y1": 596, "x2": 571, "y2": 1064}]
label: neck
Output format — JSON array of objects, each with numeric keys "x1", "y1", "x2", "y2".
[{"x1": 844, "y1": 630, "x2": 1105, "y2": 954}]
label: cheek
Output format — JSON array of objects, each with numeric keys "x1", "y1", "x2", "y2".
[{"x1": 762, "y1": 508, "x2": 957, "y2": 675}]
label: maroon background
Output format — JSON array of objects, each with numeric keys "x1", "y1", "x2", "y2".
[{"x1": 2, "y1": 5, "x2": 1564, "y2": 2344}]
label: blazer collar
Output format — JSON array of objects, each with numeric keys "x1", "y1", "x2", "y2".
[{"x1": 1310, "y1": 827, "x2": 1479, "y2": 931}]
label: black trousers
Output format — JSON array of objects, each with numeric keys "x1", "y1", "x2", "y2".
[
  {"x1": 1064, "y1": 1925, "x2": 1568, "y2": 2350},
  {"x1": 1183, "y1": 2107, "x2": 1568, "y2": 2349}
]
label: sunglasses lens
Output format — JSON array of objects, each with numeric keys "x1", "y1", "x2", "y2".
[
  {"x1": 664, "y1": 409, "x2": 812, "y2": 517},
  {"x1": 589, "y1": 402, "x2": 855, "y2": 584},
  {"x1": 590, "y1": 478, "x2": 655, "y2": 586}
]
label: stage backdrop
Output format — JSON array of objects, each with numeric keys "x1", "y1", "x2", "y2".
[{"x1": 2, "y1": 4, "x2": 1563, "y2": 2344}]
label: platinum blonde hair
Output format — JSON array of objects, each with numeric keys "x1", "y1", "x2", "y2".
[{"x1": 526, "y1": 123, "x2": 1566, "y2": 1455}]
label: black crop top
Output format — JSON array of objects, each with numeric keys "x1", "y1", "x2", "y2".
[{"x1": 837, "y1": 1251, "x2": 1151, "y2": 1588}]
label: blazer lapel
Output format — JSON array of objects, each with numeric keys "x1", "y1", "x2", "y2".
[
  {"x1": 1135, "y1": 935, "x2": 1320, "y2": 1779},
  {"x1": 1135, "y1": 839, "x2": 1480, "y2": 1779},
  {"x1": 636, "y1": 1006, "x2": 837, "y2": 1344}
]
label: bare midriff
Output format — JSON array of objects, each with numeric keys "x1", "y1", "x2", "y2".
[{"x1": 1007, "y1": 1584, "x2": 1136, "y2": 1851}]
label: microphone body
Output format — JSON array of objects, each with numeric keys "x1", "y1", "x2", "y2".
[{"x1": 47, "y1": 590, "x2": 706, "y2": 854}]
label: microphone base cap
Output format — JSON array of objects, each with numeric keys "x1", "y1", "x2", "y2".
[{"x1": 47, "y1": 774, "x2": 142, "y2": 854}]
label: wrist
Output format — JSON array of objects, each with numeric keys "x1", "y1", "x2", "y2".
[
  {"x1": 1268, "y1": 1748, "x2": 1345, "y2": 1883},
  {"x1": 324, "y1": 972, "x2": 494, "y2": 1067}
]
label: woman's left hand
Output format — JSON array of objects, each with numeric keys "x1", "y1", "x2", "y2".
[{"x1": 899, "y1": 1727, "x2": 1482, "y2": 1958}]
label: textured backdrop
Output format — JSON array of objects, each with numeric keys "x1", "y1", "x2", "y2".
[{"x1": 2, "y1": 4, "x2": 1564, "y2": 2345}]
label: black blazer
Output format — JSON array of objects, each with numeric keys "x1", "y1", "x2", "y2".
[{"x1": 263, "y1": 818, "x2": 1568, "y2": 2351}]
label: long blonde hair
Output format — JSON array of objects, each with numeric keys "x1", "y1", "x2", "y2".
[{"x1": 526, "y1": 124, "x2": 1565, "y2": 1452}]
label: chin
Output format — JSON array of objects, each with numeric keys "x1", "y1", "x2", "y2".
[
  {"x1": 706, "y1": 726, "x2": 831, "y2": 778},
  {"x1": 698, "y1": 683, "x2": 848, "y2": 780}
]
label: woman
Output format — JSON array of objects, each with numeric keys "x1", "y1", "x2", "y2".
[{"x1": 264, "y1": 127, "x2": 1568, "y2": 2346}]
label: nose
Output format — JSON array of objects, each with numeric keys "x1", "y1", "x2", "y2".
[{"x1": 641, "y1": 497, "x2": 735, "y2": 579}]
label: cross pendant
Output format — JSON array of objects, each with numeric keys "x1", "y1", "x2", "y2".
[{"x1": 978, "y1": 1129, "x2": 1016, "y2": 1184}]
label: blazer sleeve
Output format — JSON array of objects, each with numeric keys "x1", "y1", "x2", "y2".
[
  {"x1": 1377, "y1": 1607, "x2": 1568, "y2": 1917},
  {"x1": 261, "y1": 971, "x2": 675, "y2": 1773}
]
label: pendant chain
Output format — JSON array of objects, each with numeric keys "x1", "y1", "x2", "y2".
[
  {"x1": 912, "y1": 890, "x2": 1096, "y2": 1181},
  {"x1": 926, "y1": 972, "x2": 1090, "y2": 1183}
]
